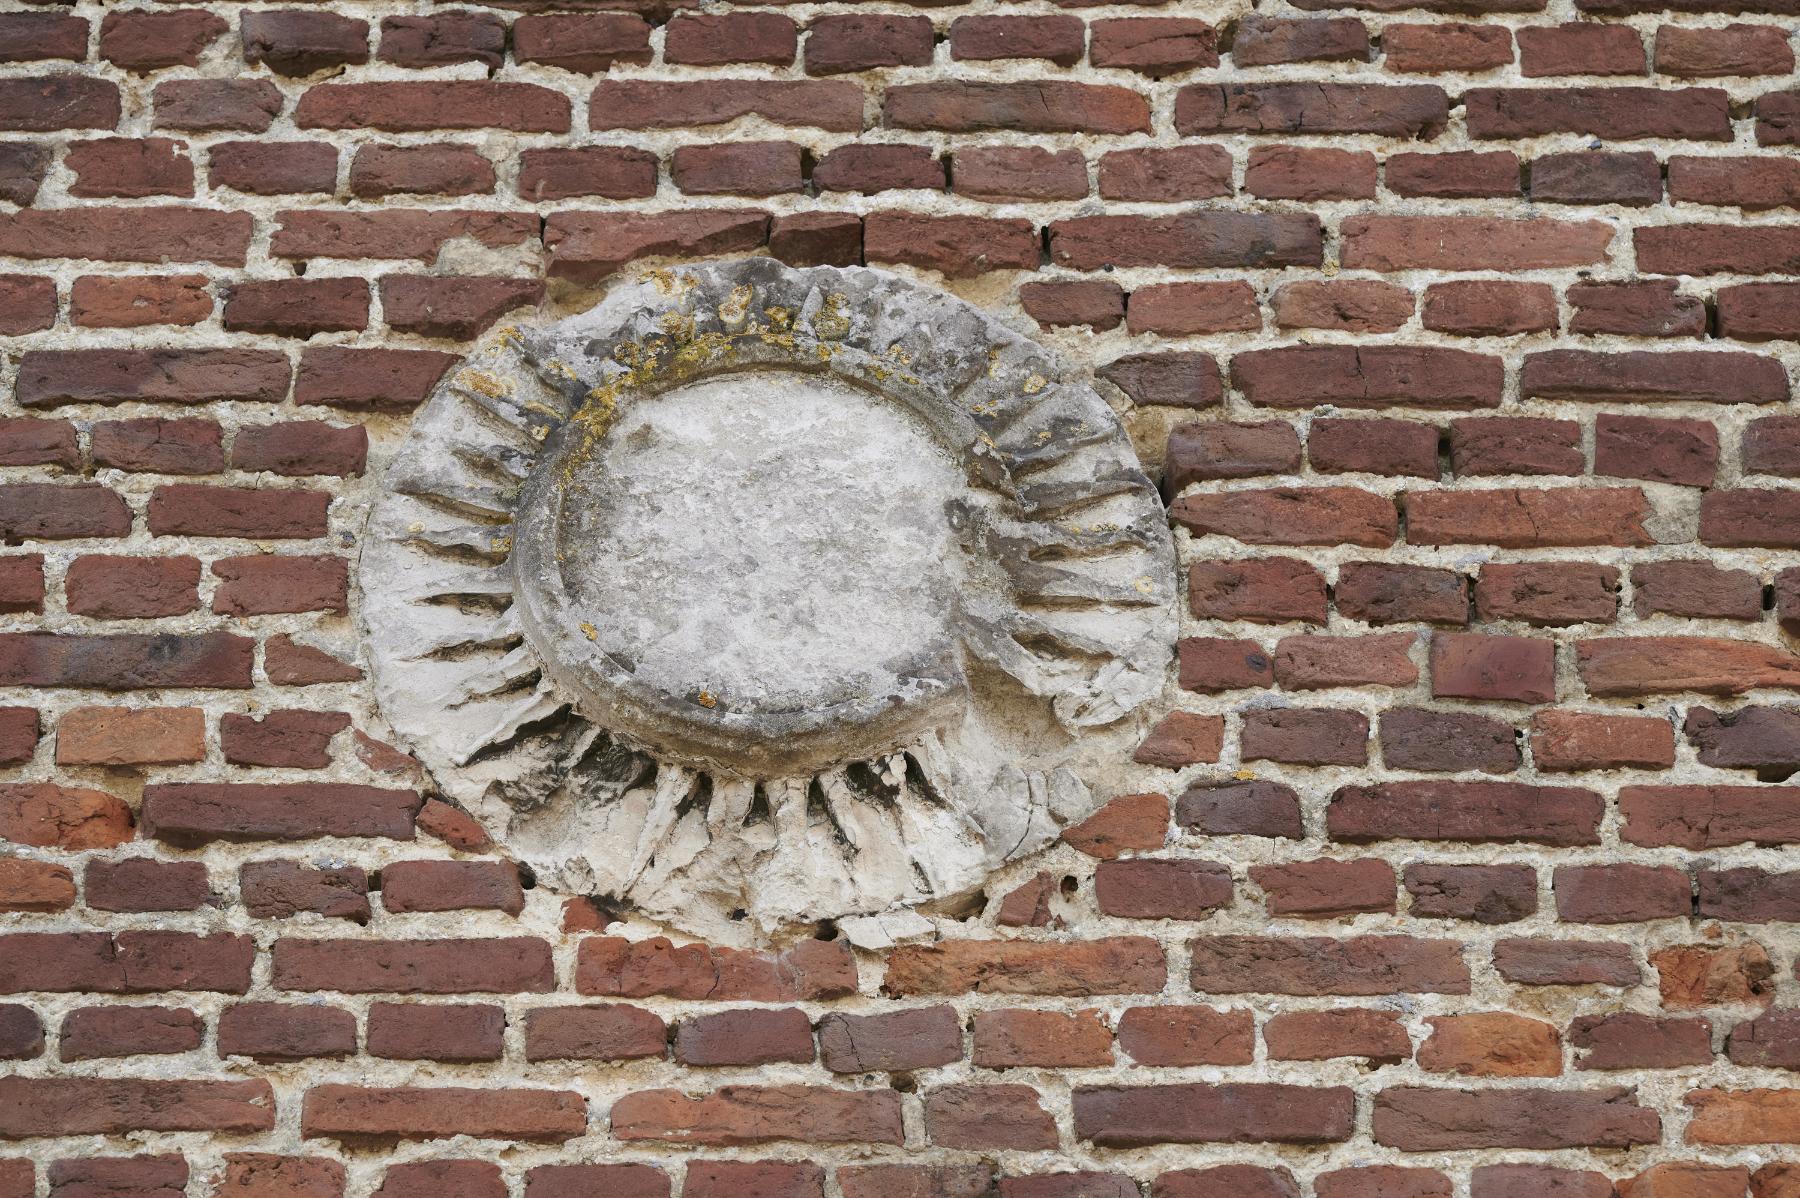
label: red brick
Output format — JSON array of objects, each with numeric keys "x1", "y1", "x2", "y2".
[
  {"x1": 1051, "y1": 212, "x2": 1322, "y2": 270},
  {"x1": 1254, "y1": 858, "x2": 1396, "y2": 918},
  {"x1": 1188, "y1": 557, "x2": 1326, "y2": 624},
  {"x1": 1234, "y1": 15, "x2": 1368, "y2": 64},
  {"x1": 1175, "y1": 780, "x2": 1302, "y2": 838},
  {"x1": 0, "y1": 484, "x2": 131, "y2": 540},
  {"x1": 240, "y1": 861, "x2": 369, "y2": 921},
  {"x1": 349, "y1": 144, "x2": 493, "y2": 198},
  {"x1": 950, "y1": 16, "x2": 1085, "y2": 66},
  {"x1": 1466, "y1": 85, "x2": 1728, "y2": 139},
  {"x1": 1317, "y1": 1170, "x2": 1450, "y2": 1198},
  {"x1": 273, "y1": 209, "x2": 536, "y2": 263},
  {"x1": 1475, "y1": 563, "x2": 1617, "y2": 625},
  {"x1": 818, "y1": 1006, "x2": 960, "y2": 1073},
  {"x1": 973, "y1": 1009, "x2": 1112, "y2": 1068},
  {"x1": 0, "y1": 143, "x2": 49, "y2": 206},
  {"x1": 665, "y1": 13, "x2": 797, "y2": 66},
  {"x1": 1248, "y1": 145, "x2": 1376, "y2": 200},
  {"x1": 1336, "y1": 562, "x2": 1469, "y2": 625},
  {"x1": 1166, "y1": 422, "x2": 1301, "y2": 488},
  {"x1": 1555, "y1": 863, "x2": 1691, "y2": 923},
  {"x1": 672, "y1": 142, "x2": 802, "y2": 196},
  {"x1": 1407, "y1": 488, "x2": 1651, "y2": 548},
  {"x1": 578, "y1": 937, "x2": 856, "y2": 1001},
  {"x1": 1704, "y1": 490, "x2": 1800, "y2": 548},
  {"x1": 1020, "y1": 280, "x2": 1124, "y2": 331},
  {"x1": 614, "y1": 1085, "x2": 902, "y2": 1146},
  {"x1": 523, "y1": 1166, "x2": 667, "y2": 1198},
  {"x1": 0, "y1": 708, "x2": 37, "y2": 766},
  {"x1": 378, "y1": 271, "x2": 540, "y2": 338},
  {"x1": 1596, "y1": 414, "x2": 1718, "y2": 487},
  {"x1": 1518, "y1": 23, "x2": 1645, "y2": 75},
  {"x1": 1638, "y1": 223, "x2": 1800, "y2": 274},
  {"x1": 59, "y1": 1006, "x2": 202, "y2": 1060},
  {"x1": 925, "y1": 1084, "x2": 1056, "y2": 1150},
  {"x1": 0, "y1": 782, "x2": 133, "y2": 849},
  {"x1": 1274, "y1": 633, "x2": 1419, "y2": 690},
  {"x1": 0, "y1": 861, "x2": 74, "y2": 913},
  {"x1": 1381, "y1": 708, "x2": 1519, "y2": 773},
  {"x1": 513, "y1": 14, "x2": 650, "y2": 72},
  {"x1": 216, "y1": 1003, "x2": 354, "y2": 1061},
  {"x1": 295, "y1": 347, "x2": 456, "y2": 412},
  {"x1": 1172, "y1": 487, "x2": 1397, "y2": 547},
  {"x1": 1384, "y1": 23, "x2": 1512, "y2": 72},
  {"x1": 0, "y1": 1006, "x2": 41, "y2": 1059},
  {"x1": 886, "y1": 81, "x2": 1150, "y2": 134},
  {"x1": 302, "y1": 1085, "x2": 584, "y2": 1143},
  {"x1": 0, "y1": 417, "x2": 74, "y2": 467},
  {"x1": 213, "y1": 556, "x2": 347, "y2": 615},
  {"x1": 1266, "y1": 1009, "x2": 1410, "y2": 1063},
  {"x1": 1657, "y1": 24, "x2": 1793, "y2": 76},
  {"x1": 58, "y1": 705, "x2": 204, "y2": 759},
  {"x1": 1387, "y1": 151, "x2": 1520, "y2": 198},
  {"x1": 884, "y1": 937, "x2": 1166, "y2": 997},
  {"x1": 1344, "y1": 215, "x2": 1611, "y2": 270},
  {"x1": 1635, "y1": 561, "x2": 1762, "y2": 620},
  {"x1": 814, "y1": 144, "x2": 943, "y2": 194},
  {"x1": 1116, "y1": 1006, "x2": 1252, "y2": 1066},
  {"x1": 1096, "y1": 858, "x2": 1235, "y2": 920},
  {"x1": 1272, "y1": 280, "x2": 1412, "y2": 333},
  {"x1": 1331, "y1": 779, "x2": 1600, "y2": 846},
  {"x1": 1090, "y1": 18, "x2": 1220, "y2": 74},
  {"x1": 71, "y1": 275, "x2": 210, "y2": 329},
  {"x1": 545, "y1": 210, "x2": 769, "y2": 284},
  {"x1": 242, "y1": 10, "x2": 368, "y2": 75},
  {"x1": 1099, "y1": 353, "x2": 1222, "y2": 409},
  {"x1": 220, "y1": 709, "x2": 349, "y2": 768},
  {"x1": 101, "y1": 9, "x2": 227, "y2": 71},
  {"x1": 1584, "y1": 638, "x2": 1800, "y2": 699},
  {"x1": 1176, "y1": 83, "x2": 1445, "y2": 137},
  {"x1": 1309, "y1": 418, "x2": 1439, "y2": 478},
  {"x1": 47, "y1": 1157, "x2": 186, "y2": 1198},
  {"x1": 954, "y1": 146, "x2": 1088, "y2": 202},
  {"x1": 154, "y1": 79, "x2": 282, "y2": 133},
  {"x1": 1653, "y1": 943, "x2": 1778, "y2": 1009},
  {"x1": 0, "y1": 77, "x2": 118, "y2": 131},
  {"x1": 297, "y1": 82, "x2": 570, "y2": 133},
  {"x1": 233, "y1": 422, "x2": 367, "y2": 477},
  {"x1": 1178, "y1": 637, "x2": 1274, "y2": 693},
  {"x1": 523, "y1": 1005, "x2": 666, "y2": 1062},
  {"x1": 686, "y1": 1163, "x2": 819, "y2": 1198},
  {"x1": 265, "y1": 634, "x2": 362, "y2": 686},
  {"x1": 1531, "y1": 710, "x2": 1675, "y2": 772},
  {"x1": 381, "y1": 860, "x2": 522, "y2": 916},
  {"x1": 142, "y1": 783, "x2": 419, "y2": 845},
  {"x1": 864, "y1": 212, "x2": 1037, "y2": 277},
  {"x1": 1494, "y1": 938, "x2": 1640, "y2": 987},
  {"x1": 1073, "y1": 1082, "x2": 1355, "y2": 1145},
  {"x1": 0, "y1": 632, "x2": 253, "y2": 690},
  {"x1": 1375, "y1": 1086, "x2": 1659, "y2": 1149},
  {"x1": 518, "y1": 147, "x2": 655, "y2": 201},
  {"x1": 1574, "y1": 1012, "x2": 1714, "y2": 1069},
  {"x1": 0, "y1": 1077, "x2": 272, "y2": 1136},
  {"x1": 769, "y1": 212, "x2": 861, "y2": 267},
  {"x1": 1062, "y1": 792, "x2": 1169, "y2": 859},
  {"x1": 66, "y1": 555, "x2": 202, "y2": 618},
  {"x1": 1569, "y1": 278, "x2": 1706, "y2": 337},
  {"x1": 1522, "y1": 349, "x2": 1787, "y2": 404},
  {"x1": 1154, "y1": 1167, "x2": 1301, "y2": 1198},
  {"x1": 84, "y1": 858, "x2": 209, "y2": 913},
  {"x1": 807, "y1": 14, "x2": 933, "y2": 74},
  {"x1": 377, "y1": 13, "x2": 506, "y2": 69},
  {"x1": 1423, "y1": 280, "x2": 1557, "y2": 336},
  {"x1": 18, "y1": 348, "x2": 287, "y2": 407},
  {"x1": 1233, "y1": 345, "x2": 1502, "y2": 410},
  {"x1": 1719, "y1": 282, "x2": 1800, "y2": 341},
  {"x1": 589, "y1": 81, "x2": 862, "y2": 133},
  {"x1": 367, "y1": 1003, "x2": 504, "y2": 1063},
  {"x1": 274, "y1": 938, "x2": 551, "y2": 994},
  {"x1": 208, "y1": 141, "x2": 337, "y2": 196},
  {"x1": 1098, "y1": 146, "x2": 1232, "y2": 201}
]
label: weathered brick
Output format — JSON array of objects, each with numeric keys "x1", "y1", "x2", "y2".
[
  {"x1": 1073, "y1": 1083, "x2": 1355, "y2": 1145},
  {"x1": 1330, "y1": 780, "x2": 1601, "y2": 845},
  {"x1": 1190, "y1": 935, "x2": 1470, "y2": 995},
  {"x1": 884, "y1": 938, "x2": 1166, "y2": 997},
  {"x1": 1405, "y1": 864, "x2": 1538, "y2": 924},
  {"x1": 613, "y1": 1086, "x2": 902, "y2": 1146}
]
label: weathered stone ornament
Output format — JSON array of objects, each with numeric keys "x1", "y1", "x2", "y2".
[{"x1": 360, "y1": 259, "x2": 1176, "y2": 940}]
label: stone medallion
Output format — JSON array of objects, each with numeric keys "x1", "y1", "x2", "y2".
[{"x1": 359, "y1": 258, "x2": 1177, "y2": 940}]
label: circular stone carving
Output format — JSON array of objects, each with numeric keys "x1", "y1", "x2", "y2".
[{"x1": 360, "y1": 259, "x2": 1177, "y2": 939}]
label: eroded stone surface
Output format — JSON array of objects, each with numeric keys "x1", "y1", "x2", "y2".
[{"x1": 360, "y1": 258, "x2": 1177, "y2": 940}]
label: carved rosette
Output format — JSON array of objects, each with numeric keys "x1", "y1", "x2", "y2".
[{"x1": 359, "y1": 258, "x2": 1177, "y2": 940}]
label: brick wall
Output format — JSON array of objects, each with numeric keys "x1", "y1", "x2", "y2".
[{"x1": 4, "y1": 0, "x2": 1800, "y2": 1195}]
